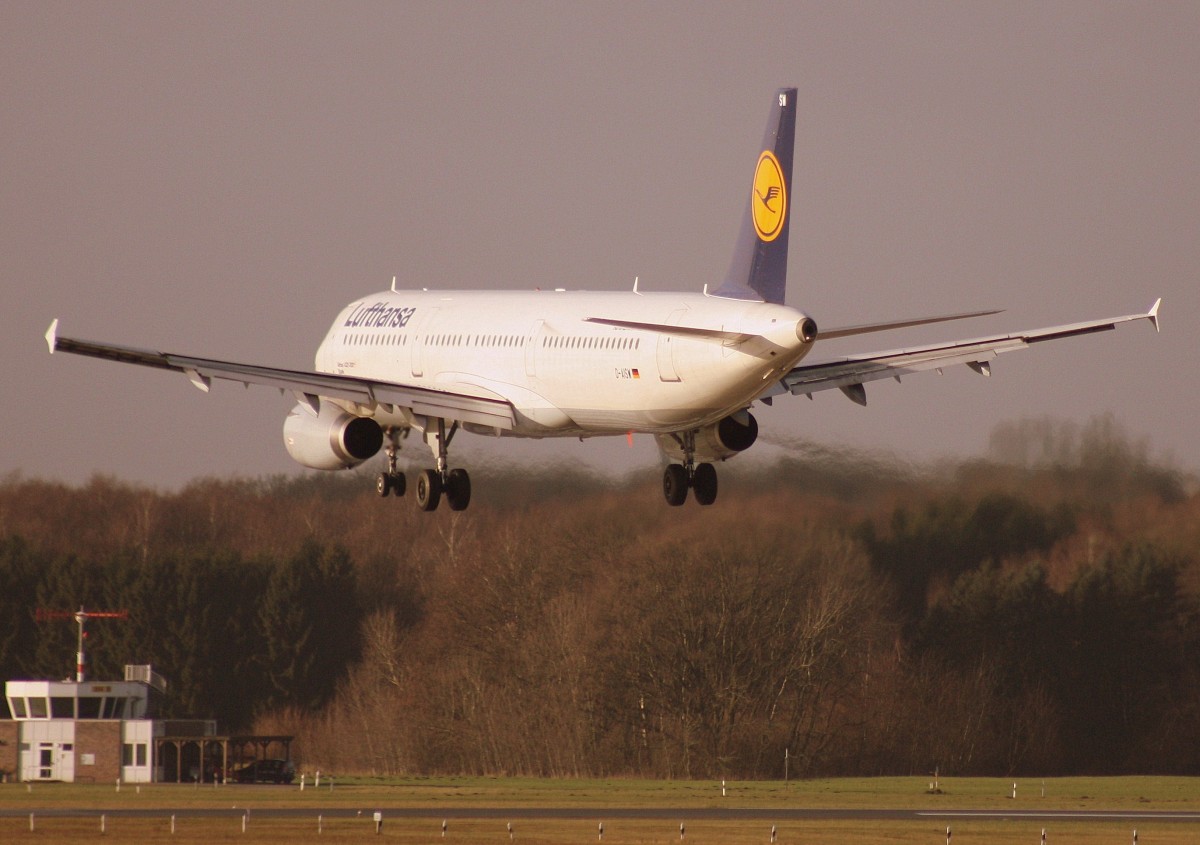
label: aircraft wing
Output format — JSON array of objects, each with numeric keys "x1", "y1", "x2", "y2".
[
  {"x1": 773, "y1": 300, "x2": 1161, "y2": 406},
  {"x1": 44, "y1": 320, "x2": 516, "y2": 430}
]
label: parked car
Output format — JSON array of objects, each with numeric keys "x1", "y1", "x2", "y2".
[{"x1": 232, "y1": 758, "x2": 296, "y2": 784}]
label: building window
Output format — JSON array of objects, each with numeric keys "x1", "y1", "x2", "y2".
[
  {"x1": 28, "y1": 698, "x2": 47, "y2": 719},
  {"x1": 51, "y1": 697, "x2": 74, "y2": 718},
  {"x1": 122, "y1": 743, "x2": 148, "y2": 767},
  {"x1": 77, "y1": 696, "x2": 101, "y2": 719},
  {"x1": 11, "y1": 698, "x2": 26, "y2": 718}
]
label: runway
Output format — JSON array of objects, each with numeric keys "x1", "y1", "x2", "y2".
[{"x1": 5, "y1": 807, "x2": 1200, "y2": 823}]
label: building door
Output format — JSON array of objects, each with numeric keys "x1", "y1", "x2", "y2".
[
  {"x1": 17, "y1": 723, "x2": 75, "y2": 782},
  {"x1": 28, "y1": 742, "x2": 72, "y2": 780}
]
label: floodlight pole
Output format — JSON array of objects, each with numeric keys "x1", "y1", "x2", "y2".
[
  {"x1": 75, "y1": 608, "x2": 85, "y2": 682},
  {"x1": 36, "y1": 606, "x2": 130, "y2": 682},
  {"x1": 74, "y1": 608, "x2": 130, "y2": 682}
]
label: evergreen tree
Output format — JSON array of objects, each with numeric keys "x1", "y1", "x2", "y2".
[
  {"x1": 1060, "y1": 544, "x2": 1192, "y2": 771},
  {"x1": 258, "y1": 541, "x2": 360, "y2": 712}
]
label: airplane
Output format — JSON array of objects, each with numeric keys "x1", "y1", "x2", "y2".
[{"x1": 46, "y1": 88, "x2": 1161, "y2": 511}]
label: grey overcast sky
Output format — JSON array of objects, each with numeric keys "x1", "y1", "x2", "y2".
[{"x1": 3, "y1": 1, "x2": 1197, "y2": 489}]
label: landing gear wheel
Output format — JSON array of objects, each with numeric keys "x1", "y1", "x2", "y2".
[
  {"x1": 376, "y1": 472, "x2": 406, "y2": 498},
  {"x1": 692, "y1": 463, "x2": 718, "y2": 506},
  {"x1": 416, "y1": 469, "x2": 442, "y2": 511},
  {"x1": 445, "y1": 468, "x2": 472, "y2": 511},
  {"x1": 663, "y1": 464, "x2": 689, "y2": 507}
]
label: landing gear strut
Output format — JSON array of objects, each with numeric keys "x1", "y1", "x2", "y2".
[
  {"x1": 662, "y1": 430, "x2": 718, "y2": 507},
  {"x1": 376, "y1": 427, "x2": 407, "y2": 498}
]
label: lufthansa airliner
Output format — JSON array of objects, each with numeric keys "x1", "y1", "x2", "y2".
[{"x1": 47, "y1": 89, "x2": 1161, "y2": 510}]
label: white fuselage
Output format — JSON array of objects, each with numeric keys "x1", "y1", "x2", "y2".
[{"x1": 314, "y1": 289, "x2": 815, "y2": 439}]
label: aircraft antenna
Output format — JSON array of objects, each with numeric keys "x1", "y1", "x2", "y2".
[{"x1": 35, "y1": 607, "x2": 129, "y2": 683}]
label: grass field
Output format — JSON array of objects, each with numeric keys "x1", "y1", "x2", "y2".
[{"x1": 1, "y1": 776, "x2": 1197, "y2": 843}]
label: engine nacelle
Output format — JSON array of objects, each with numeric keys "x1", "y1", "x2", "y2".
[
  {"x1": 282, "y1": 402, "x2": 383, "y2": 471},
  {"x1": 656, "y1": 411, "x2": 759, "y2": 463}
]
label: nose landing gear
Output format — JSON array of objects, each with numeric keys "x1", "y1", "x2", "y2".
[{"x1": 376, "y1": 427, "x2": 408, "y2": 498}]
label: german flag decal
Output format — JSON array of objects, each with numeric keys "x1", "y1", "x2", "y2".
[{"x1": 751, "y1": 150, "x2": 787, "y2": 242}]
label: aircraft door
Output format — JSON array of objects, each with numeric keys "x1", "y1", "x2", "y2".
[
  {"x1": 410, "y1": 308, "x2": 440, "y2": 378},
  {"x1": 657, "y1": 309, "x2": 687, "y2": 382},
  {"x1": 525, "y1": 320, "x2": 544, "y2": 378}
]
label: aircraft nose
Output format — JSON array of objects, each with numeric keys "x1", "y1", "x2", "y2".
[{"x1": 796, "y1": 316, "x2": 818, "y2": 344}]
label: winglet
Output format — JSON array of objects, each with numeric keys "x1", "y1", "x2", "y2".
[
  {"x1": 1148, "y1": 297, "x2": 1162, "y2": 333},
  {"x1": 45, "y1": 319, "x2": 59, "y2": 354}
]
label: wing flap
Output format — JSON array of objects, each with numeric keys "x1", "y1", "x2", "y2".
[
  {"x1": 779, "y1": 301, "x2": 1160, "y2": 399},
  {"x1": 783, "y1": 340, "x2": 1023, "y2": 395},
  {"x1": 47, "y1": 324, "x2": 516, "y2": 431}
]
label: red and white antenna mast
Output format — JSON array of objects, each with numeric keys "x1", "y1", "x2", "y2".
[{"x1": 35, "y1": 607, "x2": 129, "y2": 682}]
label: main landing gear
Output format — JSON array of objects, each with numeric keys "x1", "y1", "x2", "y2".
[
  {"x1": 375, "y1": 420, "x2": 472, "y2": 512},
  {"x1": 414, "y1": 466, "x2": 471, "y2": 512},
  {"x1": 662, "y1": 430, "x2": 718, "y2": 507}
]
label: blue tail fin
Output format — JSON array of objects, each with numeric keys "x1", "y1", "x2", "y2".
[{"x1": 714, "y1": 88, "x2": 797, "y2": 305}]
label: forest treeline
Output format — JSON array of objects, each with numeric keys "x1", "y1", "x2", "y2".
[{"x1": 1, "y1": 415, "x2": 1197, "y2": 778}]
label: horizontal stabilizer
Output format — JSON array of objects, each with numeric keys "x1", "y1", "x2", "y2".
[
  {"x1": 818, "y1": 309, "x2": 1003, "y2": 340},
  {"x1": 584, "y1": 317, "x2": 756, "y2": 343}
]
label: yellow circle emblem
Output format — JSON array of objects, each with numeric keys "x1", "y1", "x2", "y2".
[{"x1": 751, "y1": 150, "x2": 787, "y2": 242}]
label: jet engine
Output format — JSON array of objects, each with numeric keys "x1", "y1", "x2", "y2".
[
  {"x1": 656, "y1": 411, "x2": 759, "y2": 463},
  {"x1": 282, "y1": 402, "x2": 383, "y2": 471}
]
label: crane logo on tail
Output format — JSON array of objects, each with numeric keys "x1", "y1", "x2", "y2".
[{"x1": 751, "y1": 150, "x2": 787, "y2": 242}]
